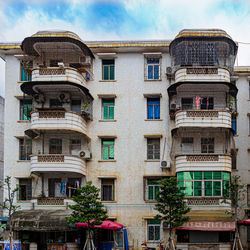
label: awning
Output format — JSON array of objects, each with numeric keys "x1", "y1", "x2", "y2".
[
  {"x1": 12, "y1": 210, "x2": 73, "y2": 231},
  {"x1": 238, "y1": 219, "x2": 250, "y2": 225},
  {"x1": 176, "y1": 221, "x2": 235, "y2": 232},
  {"x1": 0, "y1": 217, "x2": 8, "y2": 222},
  {"x1": 76, "y1": 220, "x2": 123, "y2": 230}
]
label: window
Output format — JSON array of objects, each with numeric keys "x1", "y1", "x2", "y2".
[
  {"x1": 101, "y1": 179, "x2": 115, "y2": 201},
  {"x1": 147, "y1": 219, "x2": 160, "y2": 241},
  {"x1": 50, "y1": 59, "x2": 63, "y2": 67},
  {"x1": 181, "y1": 137, "x2": 194, "y2": 153},
  {"x1": 247, "y1": 185, "x2": 250, "y2": 207},
  {"x1": 71, "y1": 100, "x2": 81, "y2": 114},
  {"x1": 102, "y1": 59, "x2": 115, "y2": 80},
  {"x1": 70, "y1": 139, "x2": 81, "y2": 155},
  {"x1": 19, "y1": 138, "x2": 32, "y2": 160},
  {"x1": 147, "y1": 138, "x2": 160, "y2": 160},
  {"x1": 181, "y1": 98, "x2": 193, "y2": 110},
  {"x1": 18, "y1": 178, "x2": 32, "y2": 200},
  {"x1": 50, "y1": 99, "x2": 62, "y2": 109},
  {"x1": 232, "y1": 117, "x2": 237, "y2": 135},
  {"x1": 20, "y1": 62, "x2": 32, "y2": 81},
  {"x1": 102, "y1": 99, "x2": 114, "y2": 120},
  {"x1": 67, "y1": 178, "x2": 81, "y2": 197},
  {"x1": 146, "y1": 179, "x2": 161, "y2": 201},
  {"x1": 231, "y1": 150, "x2": 237, "y2": 170},
  {"x1": 147, "y1": 98, "x2": 160, "y2": 119},
  {"x1": 177, "y1": 171, "x2": 230, "y2": 197},
  {"x1": 48, "y1": 178, "x2": 62, "y2": 197},
  {"x1": 200, "y1": 97, "x2": 214, "y2": 110},
  {"x1": 20, "y1": 99, "x2": 32, "y2": 120},
  {"x1": 146, "y1": 58, "x2": 160, "y2": 80},
  {"x1": 201, "y1": 138, "x2": 214, "y2": 153},
  {"x1": 102, "y1": 139, "x2": 114, "y2": 160},
  {"x1": 49, "y1": 139, "x2": 62, "y2": 154}
]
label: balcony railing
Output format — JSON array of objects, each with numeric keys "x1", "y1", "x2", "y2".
[
  {"x1": 31, "y1": 67, "x2": 87, "y2": 88},
  {"x1": 174, "y1": 66, "x2": 230, "y2": 83},
  {"x1": 186, "y1": 197, "x2": 222, "y2": 206},
  {"x1": 37, "y1": 197, "x2": 64, "y2": 206},
  {"x1": 175, "y1": 154, "x2": 232, "y2": 172},
  {"x1": 175, "y1": 110, "x2": 232, "y2": 129},
  {"x1": 30, "y1": 110, "x2": 87, "y2": 135},
  {"x1": 30, "y1": 154, "x2": 87, "y2": 175}
]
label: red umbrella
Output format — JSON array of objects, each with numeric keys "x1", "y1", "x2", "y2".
[
  {"x1": 238, "y1": 219, "x2": 250, "y2": 225},
  {"x1": 76, "y1": 220, "x2": 123, "y2": 230}
]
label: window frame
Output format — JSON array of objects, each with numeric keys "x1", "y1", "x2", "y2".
[
  {"x1": 102, "y1": 98, "x2": 115, "y2": 120},
  {"x1": 102, "y1": 139, "x2": 115, "y2": 160},
  {"x1": 145, "y1": 178, "x2": 161, "y2": 201},
  {"x1": 19, "y1": 138, "x2": 32, "y2": 160},
  {"x1": 20, "y1": 99, "x2": 33, "y2": 121},
  {"x1": 201, "y1": 137, "x2": 214, "y2": 153},
  {"x1": 147, "y1": 219, "x2": 161, "y2": 242},
  {"x1": 20, "y1": 62, "x2": 32, "y2": 81},
  {"x1": 147, "y1": 138, "x2": 160, "y2": 160},
  {"x1": 102, "y1": 59, "x2": 115, "y2": 80},
  {"x1": 177, "y1": 171, "x2": 230, "y2": 198},
  {"x1": 145, "y1": 56, "x2": 161, "y2": 80},
  {"x1": 18, "y1": 178, "x2": 32, "y2": 201},
  {"x1": 101, "y1": 178, "x2": 115, "y2": 201},
  {"x1": 70, "y1": 139, "x2": 81, "y2": 155},
  {"x1": 147, "y1": 98, "x2": 160, "y2": 120},
  {"x1": 49, "y1": 138, "x2": 62, "y2": 154}
]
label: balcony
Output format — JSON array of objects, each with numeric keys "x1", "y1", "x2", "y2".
[
  {"x1": 186, "y1": 197, "x2": 230, "y2": 206},
  {"x1": 174, "y1": 67, "x2": 230, "y2": 83},
  {"x1": 31, "y1": 67, "x2": 87, "y2": 87},
  {"x1": 175, "y1": 154, "x2": 231, "y2": 172},
  {"x1": 30, "y1": 154, "x2": 87, "y2": 175},
  {"x1": 30, "y1": 110, "x2": 87, "y2": 135},
  {"x1": 175, "y1": 110, "x2": 232, "y2": 129}
]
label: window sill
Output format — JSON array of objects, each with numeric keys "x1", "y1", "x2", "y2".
[
  {"x1": 101, "y1": 200, "x2": 117, "y2": 203},
  {"x1": 144, "y1": 160, "x2": 160, "y2": 162},
  {"x1": 144, "y1": 79, "x2": 162, "y2": 82},
  {"x1": 232, "y1": 169, "x2": 238, "y2": 172},
  {"x1": 17, "y1": 200, "x2": 31, "y2": 203},
  {"x1": 144, "y1": 119, "x2": 162, "y2": 121},
  {"x1": 144, "y1": 200, "x2": 157, "y2": 203},
  {"x1": 17, "y1": 120, "x2": 31, "y2": 123},
  {"x1": 98, "y1": 160, "x2": 116, "y2": 162},
  {"x1": 99, "y1": 80, "x2": 117, "y2": 82},
  {"x1": 17, "y1": 160, "x2": 30, "y2": 162},
  {"x1": 99, "y1": 119, "x2": 117, "y2": 122}
]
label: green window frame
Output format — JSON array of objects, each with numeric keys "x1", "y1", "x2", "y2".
[
  {"x1": 177, "y1": 171, "x2": 230, "y2": 198},
  {"x1": 20, "y1": 99, "x2": 32, "y2": 120},
  {"x1": 102, "y1": 139, "x2": 115, "y2": 160},
  {"x1": 147, "y1": 219, "x2": 161, "y2": 241},
  {"x1": 20, "y1": 62, "x2": 32, "y2": 81},
  {"x1": 102, "y1": 99, "x2": 114, "y2": 120},
  {"x1": 147, "y1": 179, "x2": 161, "y2": 201},
  {"x1": 102, "y1": 59, "x2": 115, "y2": 80}
]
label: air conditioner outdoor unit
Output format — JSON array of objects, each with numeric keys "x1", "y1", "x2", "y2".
[
  {"x1": 161, "y1": 161, "x2": 171, "y2": 169},
  {"x1": 79, "y1": 56, "x2": 91, "y2": 65},
  {"x1": 79, "y1": 150, "x2": 92, "y2": 159}
]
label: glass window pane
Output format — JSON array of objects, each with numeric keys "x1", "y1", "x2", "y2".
[
  {"x1": 154, "y1": 226, "x2": 160, "y2": 240},
  {"x1": 204, "y1": 172, "x2": 212, "y2": 180},
  {"x1": 213, "y1": 181, "x2": 221, "y2": 196},
  {"x1": 109, "y1": 106, "x2": 114, "y2": 119},
  {"x1": 205, "y1": 181, "x2": 212, "y2": 196},
  {"x1": 194, "y1": 172, "x2": 202, "y2": 180},
  {"x1": 177, "y1": 172, "x2": 184, "y2": 181},
  {"x1": 194, "y1": 181, "x2": 202, "y2": 196},
  {"x1": 103, "y1": 65, "x2": 109, "y2": 80},
  {"x1": 223, "y1": 172, "x2": 230, "y2": 181},
  {"x1": 223, "y1": 180, "x2": 230, "y2": 197},
  {"x1": 110, "y1": 65, "x2": 115, "y2": 80},
  {"x1": 109, "y1": 145, "x2": 114, "y2": 159},
  {"x1": 154, "y1": 104, "x2": 160, "y2": 119},
  {"x1": 155, "y1": 186, "x2": 160, "y2": 200},
  {"x1": 185, "y1": 181, "x2": 193, "y2": 196},
  {"x1": 103, "y1": 146, "x2": 109, "y2": 160},
  {"x1": 184, "y1": 172, "x2": 194, "y2": 180},
  {"x1": 103, "y1": 106, "x2": 109, "y2": 119},
  {"x1": 148, "y1": 186, "x2": 154, "y2": 200},
  {"x1": 213, "y1": 172, "x2": 222, "y2": 180},
  {"x1": 148, "y1": 65, "x2": 153, "y2": 79},
  {"x1": 154, "y1": 65, "x2": 159, "y2": 79}
]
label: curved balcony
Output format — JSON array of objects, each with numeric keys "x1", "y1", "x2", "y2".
[
  {"x1": 175, "y1": 110, "x2": 232, "y2": 129},
  {"x1": 31, "y1": 67, "x2": 87, "y2": 87},
  {"x1": 174, "y1": 67, "x2": 230, "y2": 83},
  {"x1": 175, "y1": 154, "x2": 232, "y2": 172},
  {"x1": 30, "y1": 110, "x2": 87, "y2": 135},
  {"x1": 30, "y1": 154, "x2": 87, "y2": 175}
]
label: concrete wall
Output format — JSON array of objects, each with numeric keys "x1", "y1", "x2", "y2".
[{"x1": 0, "y1": 96, "x2": 4, "y2": 216}]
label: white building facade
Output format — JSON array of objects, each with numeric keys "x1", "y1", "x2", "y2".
[{"x1": 0, "y1": 29, "x2": 249, "y2": 250}]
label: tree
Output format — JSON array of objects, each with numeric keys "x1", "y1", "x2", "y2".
[
  {"x1": 223, "y1": 175, "x2": 246, "y2": 250},
  {"x1": 66, "y1": 181, "x2": 108, "y2": 250},
  {"x1": 154, "y1": 177, "x2": 190, "y2": 250},
  {"x1": 0, "y1": 176, "x2": 20, "y2": 250}
]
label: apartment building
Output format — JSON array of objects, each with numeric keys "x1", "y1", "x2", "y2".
[{"x1": 0, "y1": 29, "x2": 249, "y2": 250}]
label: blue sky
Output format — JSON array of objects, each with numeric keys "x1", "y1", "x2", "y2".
[{"x1": 1, "y1": 0, "x2": 250, "y2": 96}]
